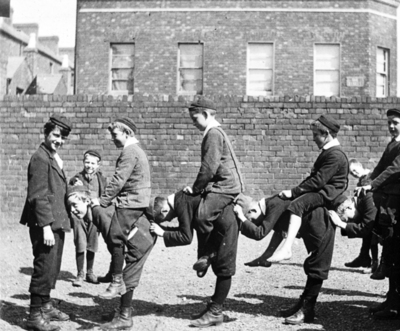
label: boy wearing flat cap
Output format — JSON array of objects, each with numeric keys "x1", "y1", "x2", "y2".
[
  {"x1": 185, "y1": 96, "x2": 245, "y2": 273},
  {"x1": 69, "y1": 150, "x2": 107, "y2": 286},
  {"x1": 268, "y1": 114, "x2": 349, "y2": 262},
  {"x1": 91, "y1": 117, "x2": 156, "y2": 329},
  {"x1": 20, "y1": 115, "x2": 72, "y2": 331},
  {"x1": 356, "y1": 108, "x2": 400, "y2": 319}
]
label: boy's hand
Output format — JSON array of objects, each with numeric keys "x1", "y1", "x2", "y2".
[
  {"x1": 72, "y1": 179, "x2": 84, "y2": 186},
  {"x1": 150, "y1": 223, "x2": 164, "y2": 237},
  {"x1": 233, "y1": 204, "x2": 247, "y2": 222},
  {"x1": 183, "y1": 186, "x2": 193, "y2": 194},
  {"x1": 328, "y1": 210, "x2": 346, "y2": 229},
  {"x1": 354, "y1": 185, "x2": 371, "y2": 196},
  {"x1": 91, "y1": 198, "x2": 100, "y2": 207},
  {"x1": 279, "y1": 190, "x2": 292, "y2": 199},
  {"x1": 43, "y1": 225, "x2": 55, "y2": 246}
]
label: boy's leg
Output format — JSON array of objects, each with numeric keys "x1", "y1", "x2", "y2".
[
  {"x1": 346, "y1": 235, "x2": 372, "y2": 269},
  {"x1": 86, "y1": 250, "x2": 99, "y2": 284},
  {"x1": 73, "y1": 252, "x2": 85, "y2": 287},
  {"x1": 268, "y1": 193, "x2": 324, "y2": 262}
]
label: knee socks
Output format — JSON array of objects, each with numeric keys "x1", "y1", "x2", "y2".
[
  {"x1": 211, "y1": 276, "x2": 232, "y2": 305},
  {"x1": 86, "y1": 250, "x2": 95, "y2": 272},
  {"x1": 120, "y1": 289, "x2": 134, "y2": 309}
]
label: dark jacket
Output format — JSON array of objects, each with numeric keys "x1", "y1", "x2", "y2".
[
  {"x1": 69, "y1": 170, "x2": 107, "y2": 197},
  {"x1": 20, "y1": 143, "x2": 71, "y2": 231},
  {"x1": 291, "y1": 146, "x2": 349, "y2": 202},
  {"x1": 369, "y1": 139, "x2": 400, "y2": 195},
  {"x1": 193, "y1": 127, "x2": 244, "y2": 195},
  {"x1": 100, "y1": 143, "x2": 151, "y2": 208}
]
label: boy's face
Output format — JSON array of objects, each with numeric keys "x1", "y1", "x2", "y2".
[
  {"x1": 349, "y1": 163, "x2": 363, "y2": 178},
  {"x1": 44, "y1": 127, "x2": 67, "y2": 152},
  {"x1": 340, "y1": 199, "x2": 358, "y2": 221},
  {"x1": 84, "y1": 155, "x2": 100, "y2": 175},
  {"x1": 154, "y1": 200, "x2": 171, "y2": 223},
  {"x1": 68, "y1": 195, "x2": 89, "y2": 219},
  {"x1": 387, "y1": 115, "x2": 400, "y2": 139},
  {"x1": 110, "y1": 128, "x2": 129, "y2": 148},
  {"x1": 245, "y1": 201, "x2": 262, "y2": 221},
  {"x1": 189, "y1": 111, "x2": 209, "y2": 132},
  {"x1": 312, "y1": 128, "x2": 327, "y2": 149}
]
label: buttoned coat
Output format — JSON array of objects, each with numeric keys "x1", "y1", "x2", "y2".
[{"x1": 20, "y1": 143, "x2": 71, "y2": 232}]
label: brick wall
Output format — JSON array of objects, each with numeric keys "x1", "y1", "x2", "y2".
[{"x1": 0, "y1": 94, "x2": 398, "y2": 227}]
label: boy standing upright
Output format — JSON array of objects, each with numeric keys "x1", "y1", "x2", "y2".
[
  {"x1": 20, "y1": 115, "x2": 72, "y2": 331},
  {"x1": 185, "y1": 97, "x2": 244, "y2": 268}
]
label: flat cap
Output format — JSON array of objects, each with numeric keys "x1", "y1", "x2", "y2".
[
  {"x1": 234, "y1": 193, "x2": 255, "y2": 215},
  {"x1": 387, "y1": 109, "x2": 400, "y2": 117},
  {"x1": 317, "y1": 114, "x2": 340, "y2": 133},
  {"x1": 332, "y1": 194, "x2": 349, "y2": 211},
  {"x1": 115, "y1": 117, "x2": 137, "y2": 133},
  {"x1": 84, "y1": 149, "x2": 102, "y2": 161},
  {"x1": 50, "y1": 114, "x2": 71, "y2": 132},
  {"x1": 188, "y1": 96, "x2": 216, "y2": 112}
]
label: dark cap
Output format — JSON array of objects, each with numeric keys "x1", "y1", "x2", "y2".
[
  {"x1": 234, "y1": 193, "x2": 255, "y2": 215},
  {"x1": 115, "y1": 117, "x2": 137, "y2": 133},
  {"x1": 50, "y1": 114, "x2": 71, "y2": 132},
  {"x1": 387, "y1": 109, "x2": 400, "y2": 117},
  {"x1": 332, "y1": 195, "x2": 349, "y2": 210},
  {"x1": 317, "y1": 114, "x2": 340, "y2": 133},
  {"x1": 188, "y1": 96, "x2": 216, "y2": 113},
  {"x1": 66, "y1": 184, "x2": 90, "y2": 199},
  {"x1": 84, "y1": 149, "x2": 101, "y2": 161}
]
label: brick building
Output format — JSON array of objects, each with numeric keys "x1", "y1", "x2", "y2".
[
  {"x1": 76, "y1": 0, "x2": 399, "y2": 98},
  {"x1": 0, "y1": 9, "x2": 74, "y2": 96}
]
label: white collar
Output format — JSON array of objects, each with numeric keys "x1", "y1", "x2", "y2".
[
  {"x1": 124, "y1": 136, "x2": 139, "y2": 149},
  {"x1": 259, "y1": 198, "x2": 266, "y2": 215},
  {"x1": 167, "y1": 194, "x2": 175, "y2": 210},
  {"x1": 203, "y1": 118, "x2": 221, "y2": 137},
  {"x1": 394, "y1": 135, "x2": 400, "y2": 142},
  {"x1": 322, "y1": 138, "x2": 340, "y2": 150}
]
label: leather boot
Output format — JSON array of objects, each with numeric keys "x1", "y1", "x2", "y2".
[
  {"x1": 191, "y1": 301, "x2": 212, "y2": 320},
  {"x1": 101, "y1": 308, "x2": 134, "y2": 322},
  {"x1": 41, "y1": 301, "x2": 69, "y2": 321},
  {"x1": 372, "y1": 291, "x2": 400, "y2": 320},
  {"x1": 279, "y1": 295, "x2": 304, "y2": 317},
  {"x1": 370, "y1": 260, "x2": 389, "y2": 280},
  {"x1": 189, "y1": 301, "x2": 224, "y2": 328},
  {"x1": 284, "y1": 297, "x2": 316, "y2": 325},
  {"x1": 99, "y1": 274, "x2": 126, "y2": 299},
  {"x1": 98, "y1": 265, "x2": 113, "y2": 283},
  {"x1": 26, "y1": 309, "x2": 61, "y2": 331},
  {"x1": 86, "y1": 270, "x2": 99, "y2": 284},
  {"x1": 100, "y1": 307, "x2": 133, "y2": 330},
  {"x1": 369, "y1": 290, "x2": 392, "y2": 314}
]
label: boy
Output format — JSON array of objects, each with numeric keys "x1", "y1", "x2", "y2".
[
  {"x1": 234, "y1": 193, "x2": 342, "y2": 325},
  {"x1": 150, "y1": 190, "x2": 240, "y2": 328},
  {"x1": 343, "y1": 159, "x2": 379, "y2": 273},
  {"x1": 69, "y1": 150, "x2": 107, "y2": 286},
  {"x1": 268, "y1": 114, "x2": 348, "y2": 262},
  {"x1": 20, "y1": 115, "x2": 72, "y2": 331},
  {"x1": 91, "y1": 117, "x2": 152, "y2": 305},
  {"x1": 356, "y1": 108, "x2": 400, "y2": 319},
  {"x1": 185, "y1": 97, "x2": 244, "y2": 269}
]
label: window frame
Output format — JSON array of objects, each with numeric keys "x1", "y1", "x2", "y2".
[
  {"x1": 109, "y1": 43, "x2": 135, "y2": 95},
  {"x1": 313, "y1": 43, "x2": 341, "y2": 97},
  {"x1": 246, "y1": 42, "x2": 274, "y2": 96},
  {"x1": 177, "y1": 42, "x2": 204, "y2": 96},
  {"x1": 376, "y1": 47, "x2": 389, "y2": 98}
]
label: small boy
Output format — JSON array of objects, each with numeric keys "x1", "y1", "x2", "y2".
[
  {"x1": 150, "y1": 190, "x2": 240, "y2": 328},
  {"x1": 356, "y1": 108, "x2": 400, "y2": 319},
  {"x1": 91, "y1": 117, "x2": 152, "y2": 304},
  {"x1": 268, "y1": 114, "x2": 348, "y2": 262},
  {"x1": 185, "y1": 97, "x2": 244, "y2": 267},
  {"x1": 343, "y1": 159, "x2": 379, "y2": 273},
  {"x1": 69, "y1": 150, "x2": 107, "y2": 286},
  {"x1": 20, "y1": 115, "x2": 72, "y2": 331}
]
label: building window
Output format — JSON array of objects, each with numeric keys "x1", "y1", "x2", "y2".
[
  {"x1": 377, "y1": 47, "x2": 389, "y2": 97},
  {"x1": 314, "y1": 44, "x2": 340, "y2": 97},
  {"x1": 110, "y1": 43, "x2": 135, "y2": 94},
  {"x1": 178, "y1": 43, "x2": 203, "y2": 95},
  {"x1": 247, "y1": 43, "x2": 273, "y2": 96},
  {"x1": 49, "y1": 62, "x2": 53, "y2": 74}
]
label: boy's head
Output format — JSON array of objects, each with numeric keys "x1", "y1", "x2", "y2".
[
  {"x1": 235, "y1": 194, "x2": 263, "y2": 221},
  {"x1": 188, "y1": 97, "x2": 217, "y2": 132},
  {"x1": 67, "y1": 186, "x2": 91, "y2": 219},
  {"x1": 333, "y1": 195, "x2": 357, "y2": 222},
  {"x1": 108, "y1": 117, "x2": 137, "y2": 148},
  {"x1": 153, "y1": 196, "x2": 175, "y2": 223},
  {"x1": 310, "y1": 115, "x2": 339, "y2": 149},
  {"x1": 83, "y1": 150, "x2": 101, "y2": 175},
  {"x1": 43, "y1": 115, "x2": 71, "y2": 152},
  {"x1": 387, "y1": 109, "x2": 400, "y2": 139},
  {"x1": 349, "y1": 159, "x2": 365, "y2": 178}
]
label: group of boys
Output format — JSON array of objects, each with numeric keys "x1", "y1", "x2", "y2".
[{"x1": 20, "y1": 100, "x2": 400, "y2": 331}]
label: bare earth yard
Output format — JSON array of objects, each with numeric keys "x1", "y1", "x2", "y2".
[{"x1": 1, "y1": 224, "x2": 399, "y2": 331}]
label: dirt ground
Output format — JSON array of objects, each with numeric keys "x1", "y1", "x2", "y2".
[{"x1": 1, "y1": 223, "x2": 399, "y2": 331}]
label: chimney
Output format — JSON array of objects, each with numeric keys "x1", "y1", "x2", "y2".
[
  {"x1": 38, "y1": 36, "x2": 59, "y2": 55},
  {"x1": 24, "y1": 33, "x2": 38, "y2": 77},
  {"x1": 13, "y1": 23, "x2": 39, "y2": 43},
  {"x1": 60, "y1": 55, "x2": 72, "y2": 94}
]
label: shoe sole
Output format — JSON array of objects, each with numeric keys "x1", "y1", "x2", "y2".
[{"x1": 189, "y1": 321, "x2": 223, "y2": 328}]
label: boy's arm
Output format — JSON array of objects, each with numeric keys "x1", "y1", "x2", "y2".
[
  {"x1": 99, "y1": 150, "x2": 136, "y2": 207},
  {"x1": 162, "y1": 217, "x2": 194, "y2": 247},
  {"x1": 192, "y1": 129, "x2": 224, "y2": 194},
  {"x1": 291, "y1": 150, "x2": 343, "y2": 198},
  {"x1": 369, "y1": 154, "x2": 400, "y2": 190}
]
